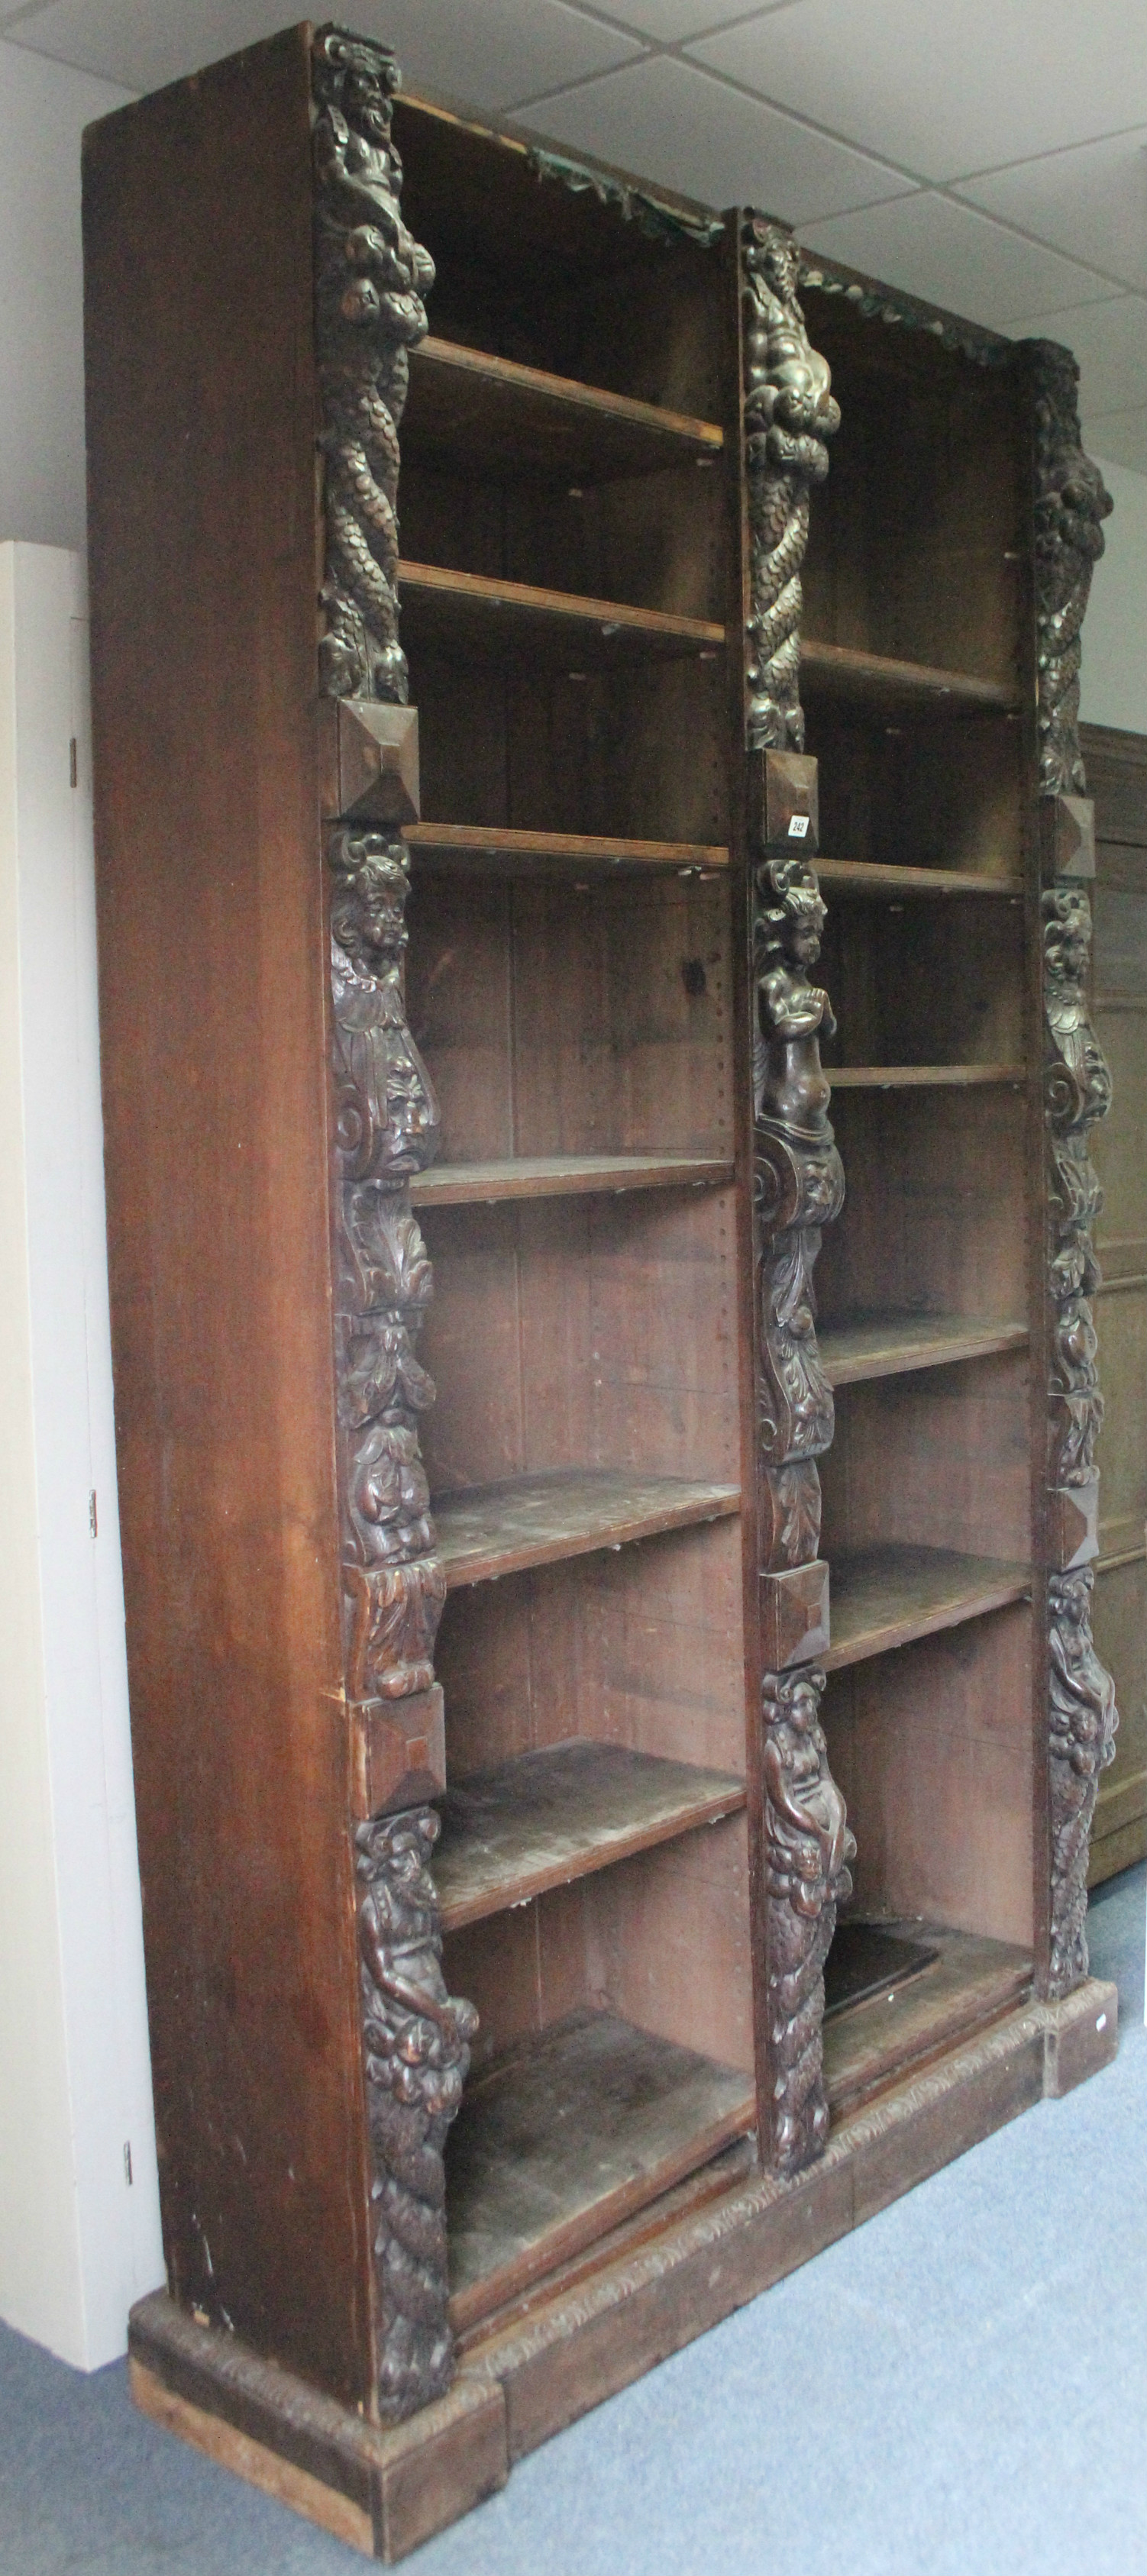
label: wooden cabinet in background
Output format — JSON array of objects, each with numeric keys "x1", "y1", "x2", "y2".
[{"x1": 81, "y1": 24, "x2": 1126, "y2": 2559}]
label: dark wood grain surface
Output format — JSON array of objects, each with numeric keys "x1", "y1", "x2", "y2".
[
  {"x1": 436, "y1": 1739, "x2": 746, "y2": 1930},
  {"x1": 446, "y1": 2008, "x2": 754, "y2": 2329},
  {"x1": 826, "y1": 1542, "x2": 1031, "y2": 1668},
  {"x1": 83, "y1": 31, "x2": 371, "y2": 2404},
  {"x1": 434, "y1": 1470, "x2": 741, "y2": 1587},
  {"x1": 405, "y1": 336, "x2": 723, "y2": 483}
]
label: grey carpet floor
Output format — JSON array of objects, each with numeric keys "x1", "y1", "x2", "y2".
[{"x1": 2, "y1": 1864, "x2": 1143, "y2": 2576}]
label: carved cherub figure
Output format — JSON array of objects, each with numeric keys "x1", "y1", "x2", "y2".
[
  {"x1": 356, "y1": 1810, "x2": 478, "y2": 2119},
  {"x1": 331, "y1": 831, "x2": 440, "y2": 1183},
  {"x1": 754, "y1": 858, "x2": 836, "y2": 1137},
  {"x1": 762, "y1": 1666, "x2": 855, "y2": 1919}
]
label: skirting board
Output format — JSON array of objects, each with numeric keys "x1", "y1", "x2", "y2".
[{"x1": 129, "y1": 1979, "x2": 1118, "y2": 2563}]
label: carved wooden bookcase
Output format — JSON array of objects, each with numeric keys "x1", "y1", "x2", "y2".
[{"x1": 82, "y1": 24, "x2": 1122, "y2": 2559}]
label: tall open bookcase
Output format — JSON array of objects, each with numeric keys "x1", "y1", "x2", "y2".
[{"x1": 82, "y1": 25, "x2": 1122, "y2": 2558}]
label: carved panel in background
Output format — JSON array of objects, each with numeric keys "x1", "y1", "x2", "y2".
[
  {"x1": 742, "y1": 217, "x2": 839, "y2": 753},
  {"x1": 312, "y1": 29, "x2": 435, "y2": 704},
  {"x1": 761, "y1": 1667, "x2": 855, "y2": 2174},
  {"x1": 1048, "y1": 1570, "x2": 1117, "y2": 1997},
  {"x1": 1029, "y1": 341, "x2": 1113, "y2": 797},
  {"x1": 355, "y1": 1810, "x2": 478, "y2": 2419}
]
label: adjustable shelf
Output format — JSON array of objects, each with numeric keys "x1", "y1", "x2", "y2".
[
  {"x1": 445, "y1": 2009, "x2": 754, "y2": 2332},
  {"x1": 435, "y1": 1470, "x2": 742, "y2": 1588},
  {"x1": 820, "y1": 1312, "x2": 1027, "y2": 1387},
  {"x1": 825, "y1": 1544, "x2": 1031, "y2": 1671},
  {"x1": 412, "y1": 1153, "x2": 732, "y2": 1207},
  {"x1": 435, "y1": 1739, "x2": 746, "y2": 1932},
  {"x1": 405, "y1": 335, "x2": 724, "y2": 484},
  {"x1": 405, "y1": 822, "x2": 729, "y2": 876},
  {"x1": 398, "y1": 560, "x2": 725, "y2": 669},
  {"x1": 823, "y1": 1926, "x2": 1032, "y2": 2119},
  {"x1": 816, "y1": 858, "x2": 1024, "y2": 899},
  {"x1": 829, "y1": 1064, "x2": 1026, "y2": 1089},
  {"x1": 801, "y1": 636, "x2": 1020, "y2": 716}
]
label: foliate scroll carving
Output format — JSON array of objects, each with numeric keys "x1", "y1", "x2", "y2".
[
  {"x1": 313, "y1": 34, "x2": 472, "y2": 2423},
  {"x1": 331, "y1": 829, "x2": 473, "y2": 2413},
  {"x1": 356, "y1": 1811, "x2": 478, "y2": 2419},
  {"x1": 742, "y1": 217, "x2": 839, "y2": 752},
  {"x1": 1041, "y1": 884, "x2": 1118, "y2": 1997},
  {"x1": 762, "y1": 1667, "x2": 855, "y2": 2174},
  {"x1": 1048, "y1": 1571, "x2": 1117, "y2": 1997},
  {"x1": 753, "y1": 857, "x2": 848, "y2": 2171},
  {"x1": 312, "y1": 29, "x2": 435, "y2": 704},
  {"x1": 1043, "y1": 888, "x2": 1111, "y2": 1496},
  {"x1": 330, "y1": 828, "x2": 446, "y2": 1711},
  {"x1": 1029, "y1": 340, "x2": 1113, "y2": 797},
  {"x1": 754, "y1": 860, "x2": 844, "y2": 1477}
]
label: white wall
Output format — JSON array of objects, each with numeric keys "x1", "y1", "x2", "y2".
[
  {"x1": 0, "y1": 542, "x2": 163, "y2": 2368},
  {"x1": 0, "y1": 41, "x2": 132, "y2": 550},
  {"x1": 1081, "y1": 454, "x2": 1147, "y2": 741}
]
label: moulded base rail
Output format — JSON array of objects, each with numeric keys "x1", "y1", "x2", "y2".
[{"x1": 129, "y1": 1977, "x2": 1117, "y2": 2561}]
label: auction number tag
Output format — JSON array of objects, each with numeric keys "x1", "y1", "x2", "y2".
[{"x1": 787, "y1": 814, "x2": 810, "y2": 839}]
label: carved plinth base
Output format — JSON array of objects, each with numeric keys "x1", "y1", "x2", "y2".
[{"x1": 128, "y1": 1974, "x2": 1120, "y2": 2558}]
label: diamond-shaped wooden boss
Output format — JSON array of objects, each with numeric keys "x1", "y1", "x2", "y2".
[{"x1": 325, "y1": 699, "x2": 421, "y2": 825}]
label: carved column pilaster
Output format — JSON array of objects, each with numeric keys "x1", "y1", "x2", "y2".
[
  {"x1": 1026, "y1": 337, "x2": 1119, "y2": 1997},
  {"x1": 742, "y1": 213, "x2": 838, "y2": 752},
  {"x1": 313, "y1": 28, "x2": 474, "y2": 2419},
  {"x1": 1042, "y1": 887, "x2": 1118, "y2": 1993},
  {"x1": 742, "y1": 216, "x2": 851, "y2": 2172}
]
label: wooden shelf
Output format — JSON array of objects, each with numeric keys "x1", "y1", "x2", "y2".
[
  {"x1": 821, "y1": 1312, "x2": 1027, "y2": 1387},
  {"x1": 436, "y1": 1739, "x2": 746, "y2": 1932},
  {"x1": 801, "y1": 636, "x2": 1020, "y2": 715},
  {"x1": 824, "y1": 1924, "x2": 1032, "y2": 2119},
  {"x1": 435, "y1": 1470, "x2": 740, "y2": 1589},
  {"x1": 816, "y1": 857, "x2": 1024, "y2": 899},
  {"x1": 826, "y1": 1543, "x2": 1031, "y2": 1671},
  {"x1": 445, "y1": 2008, "x2": 754, "y2": 2331},
  {"x1": 405, "y1": 821, "x2": 729, "y2": 876},
  {"x1": 412, "y1": 1151, "x2": 732, "y2": 1207},
  {"x1": 829, "y1": 1064, "x2": 1026, "y2": 1089},
  {"x1": 405, "y1": 336, "x2": 724, "y2": 484},
  {"x1": 398, "y1": 560, "x2": 725, "y2": 670}
]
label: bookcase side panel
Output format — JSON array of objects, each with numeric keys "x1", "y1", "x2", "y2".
[{"x1": 83, "y1": 31, "x2": 374, "y2": 2406}]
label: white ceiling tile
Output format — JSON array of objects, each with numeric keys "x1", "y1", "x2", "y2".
[
  {"x1": 1085, "y1": 406, "x2": 1147, "y2": 477},
  {"x1": 7, "y1": 0, "x2": 642, "y2": 111},
  {"x1": 518, "y1": 54, "x2": 916, "y2": 221},
  {"x1": 1004, "y1": 295, "x2": 1147, "y2": 420},
  {"x1": 955, "y1": 130, "x2": 1147, "y2": 298},
  {"x1": 690, "y1": 0, "x2": 1147, "y2": 185},
  {"x1": 561, "y1": 0, "x2": 798, "y2": 38},
  {"x1": 799, "y1": 193, "x2": 1117, "y2": 332}
]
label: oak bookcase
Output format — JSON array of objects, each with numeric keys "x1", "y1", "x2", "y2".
[{"x1": 82, "y1": 24, "x2": 1123, "y2": 2558}]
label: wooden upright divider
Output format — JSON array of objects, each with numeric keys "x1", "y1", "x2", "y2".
[{"x1": 82, "y1": 25, "x2": 1122, "y2": 2558}]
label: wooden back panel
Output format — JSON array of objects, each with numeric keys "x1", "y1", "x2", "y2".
[{"x1": 84, "y1": 30, "x2": 373, "y2": 2404}]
